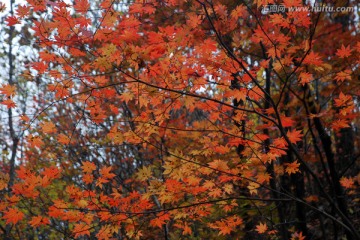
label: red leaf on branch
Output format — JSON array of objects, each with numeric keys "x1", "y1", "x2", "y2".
[
  {"x1": 1, "y1": 99, "x2": 16, "y2": 108},
  {"x1": 286, "y1": 129, "x2": 303, "y2": 144},
  {"x1": 6, "y1": 16, "x2": 19, "y2": 26}
]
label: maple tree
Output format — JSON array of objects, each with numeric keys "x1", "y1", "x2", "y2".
[{"x1": 0, "y1": 0, "x2": 360, "y2": 239}]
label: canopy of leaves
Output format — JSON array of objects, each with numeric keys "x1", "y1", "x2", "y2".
[{"x1": 0, "y1": 0, "x2": 359, "y2": 239}]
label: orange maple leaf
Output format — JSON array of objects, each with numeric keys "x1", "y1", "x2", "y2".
[
  {"x1": 340, "y1": 177, "x2": 354, "y2": 189},
  {"x1": 96, "y1": 177, "x2": 109, "y2": 188},
  {"x1": 16, "y1": 165, "x2": 32, "y2": 180},
  {"x1": 302, "y1": 52, "x2": 323, "y2": 65},
  {"x1": 298, "y1": 72, "x2": 312, "y2": 85},
  {"x1": 150, "y1": 213, "x2": 170, "y2": 228},
  {"x1": 42, "y1": 166, "x2": 61, "y2": 179},
  {"x1": 231, "y1": 4, "x2": 247, "y2": 19},
  {"x1": 182, "y1": 223, "x2": 192, "y2": 235},
  {"x1": 209, "y1": 219, "x2": 234, "y2": 236},
  {"x1": 120, "y1": 91, "x2": 134, "y2": 103},
  {"x1": 96, "y1": 226, "x2": 112, "y2": 239},
  {"x1": 336, "y1": 44, "x2": 352, "y2": 58},
  {"x1": 82, "y1": 161, "x2": 96, "y2": 173},
  {"x1": 305, "y1": 195, "x2": 319, "y2": 202},
  {"x1": 20, "y1": 114, "x2": 30, "y2": 122},
  {"x1": 217, "y1": 223, "x2": 233, "y2": 236},
  {"x1": 73, "y1": 223, "x2": 91, "y2": 238},
  {"x1": 291, "y1": 231, "x2": 306, "y2": 240},
  {"x1": 74, "y1": 0, "x2": 90, "y2": 12},
  {"x1": 256, "y1": 222, "x2": 268, "y2": 234},
  {"x1": 0, "y1": 84, "x2": 16, "y2": 97},
  {"x1": 208, "y1": 159, "x2": 229, "y2": 171},
  {"x1": 285, "y1": 160, "x2": 300, "y2": 175},
  {"x1": 82, "y1": 174, "x2": 94, "y2": 184},
  {"x1": 29, "y1": 216, "x2": 50, "y2": 227},
  {"x1": 334, "y1": 92, "x2": 352, "y2": 107},
  {"x1": 3, "y1": 208, "x2": 24, "y2": 224},
  {"x1": 16, "y1": 5, "x2": 30, "y2": 18},
  {"x1": 332, "y1": 119, "x2": 350, "y2": 131},
  {"x1": 335, "y1": 70, "x2": 352, "y2": 82},
  {"x1": 233, "y1": 88, "x2": 247, "y2": 102},
  {"x1": 1, "y1": 98, "x2": 16, "y2": 108},
  {"x1": 273, "y1": 137, "x2": 288, "y2": 148},
  {"x1": 209, "y1": 188, "x2": 222, "y2": 197},
  {"x1": 57, "y1": 133, "x2": 71, "y2": 144},
  {"x1": 270, "y1": 14, "x2": 285, "y2": 25},
  {"x1": 40, "y1": 121, "x2": 56, "y2": 134},
  {"x1": 214, "y1": 145, "x2": 229, "y2": 154},
  {"x1": 287, "y1": 129, "x2": 303, "y2": 144},
  {"x1": 256, "y1": 172, "x2": 272, "y2": 184},
  {"x1": 100, "y1": 166, "x2": 116, "y2": 179}
]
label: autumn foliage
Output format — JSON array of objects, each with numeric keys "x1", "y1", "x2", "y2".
[{"x1": 0, "y1": 0, "x2": 360, "y2": 239}]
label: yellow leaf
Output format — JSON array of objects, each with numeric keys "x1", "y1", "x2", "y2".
[
  {"x1": 77, "y1": 199, "x2": 88, "y2": 208},
  {"x1": 223, "y1": 184, "x2": 233, "y2": 194},
  {"x1": 208, "y1": 159, "x2": 229, "y2": 171},
  {"x1": 136, "y1": 166, "x2": 152, "y2": 181},
  {"x1": 248, "y1": 182, "x2": 259, "y2": 195}
]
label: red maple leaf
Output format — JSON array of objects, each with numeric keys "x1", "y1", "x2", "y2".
[
  {"x1": 281, "y1": 116, "x2": 295, "y2": 127},
  {"x1": 6, "y1": 16, "x2": 19, "y2": 26},
  {"x1": 31, "y1": 61, "x2": 48, "y2": 73}
]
